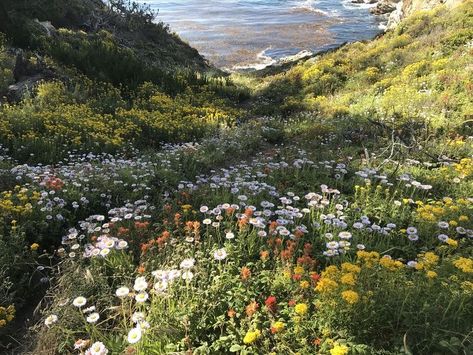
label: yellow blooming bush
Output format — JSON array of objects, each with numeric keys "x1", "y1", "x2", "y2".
[
  {"x1": 243, "y1": 329, "x2": 261, "y2": 344},
  {"x1": 0, "y1": 186, "x2": 40, "y2": 218},
  {"x1": 453, "y1": 257, "x2": 473, "y2": 273},
  {"x1": 0, "y1": 305, "x2": 15, "y2": 328}
]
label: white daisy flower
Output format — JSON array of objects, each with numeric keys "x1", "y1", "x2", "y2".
[
  {"x1": 127, "y1": 327, "x2": 142, "y2": 344},
  {"x1": 86, "y1": 312, "x2": 100, "y2": 323},
  {"x1": 213, "y1": 248, "x2": 227, "y2": 261},
  {"x1": 72, "y1": 296, "x2": 87, "y2": 308},
  {"x1": 115, "y1": 286, "x2": 130, "y2": 298},
  {"x1": 44, "y1": 314, "x2": 58, "y2": 327}
]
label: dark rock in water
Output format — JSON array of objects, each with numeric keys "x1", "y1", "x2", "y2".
[{"x1": 371, "y1": 0, "x2": 401, "y2": 15}]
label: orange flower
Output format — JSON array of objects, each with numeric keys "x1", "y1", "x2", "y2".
[
  {"x1": 269, "y1": 221, "x2": 279, "y2": 232},
  {"x1": 244, "y1": 208, "x2": 254, "y2": 217},
  {"x1": 134, "y1": 221, "x2": 149, "y2": 229},
  {"x1": 245, "y1": 300, "x2": 259, "y2": 317},
  {"x1": 294, "y1": 229, "x2": 304, "y2": 238},
  {"x1": 137, "y1": 265, "x2": 145, "y2": 274},
  {"x1": 238, "y1": 216, "x2": 249, "y2": 229},
  {"x1": 241, "y1": 266, "x2": 252, "y2": 281},
  {"x1": 303, "y1": 243, "x2": 313, "y2": 256},
  {"x1": 117, "y1": 227, "x2": 129, "y2": 236},
  {"x1": 227, "y1": 308, "x2": 236, "y2": 318},
  {"x1": 260, "y1": 250, "x2": 269, "y2": 261},
  {"x1": 264, "y1": 296, "x2": 277, "y2": 313}
]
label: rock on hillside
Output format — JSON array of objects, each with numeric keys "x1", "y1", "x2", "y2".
[{"x1": 371, "y1": 0, "x2": 465, "y2": 29}]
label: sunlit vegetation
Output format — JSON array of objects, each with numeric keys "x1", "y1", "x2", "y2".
[{"x1": 0, "y1": 1, "x2": 472, "y2": 354}]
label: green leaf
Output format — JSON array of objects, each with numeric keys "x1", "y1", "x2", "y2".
[{"x1": 229, "y1": 344, "x2": 242, "y2": 352}]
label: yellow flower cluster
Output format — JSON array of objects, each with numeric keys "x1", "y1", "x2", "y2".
[
  {"x1": 294, "y1": 303, "x2": 308, "y2": 316},
  {"x1": 243, "y1": 329, "x2": 261, "y2": 344},
  {"x1": 356, "y1": 250, "x2": 380, "y2": 267},
  {"x1": 454, "y1": 158, "x2": 473, "y2": 179},
  {"x1": 416, "y1": 197, "x2": 471, "y2": 223},
  {"x1": 317, "y1": 262, "x2": 361, "y2": 306},
  {"x1": 315, "y1": 277, "x2": 338, "y2": 294},
  {"x1": 340, "y1": 273, "x2": 357, "y2": 286},
  {"x1": 415, "y1": 252, "x2": 439, "y2": 271},
  {"x1": 271, "y1": 321, "x2": 285, "y2": 333},
  {"x1": 341, "y1": 290, "x2": 360, "y2": 305},
  {"x1": 453, "y1": 257, "x2": 473, "y2": 273},
  {"x1": 0, "y1": 305, "x2": 15, "y2": 328},
  {"x1": 379, "y1": 257, "x2": 404, "y2": 271},
  {"x1": 330, "y1": 344, "x2": 349, "y2": 355},
  {"x1": 0, "y1": 186, "x2": 40, "y2": 217},
  {"x1": 341, "y1": 262, "x2": 361, "y2": 274}
]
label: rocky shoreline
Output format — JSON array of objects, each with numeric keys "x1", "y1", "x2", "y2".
[{"x1": 353, "y1": 0, "x2": 464, "y2": 30}]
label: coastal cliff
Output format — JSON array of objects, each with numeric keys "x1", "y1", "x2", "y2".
[{"x1": 369, "y1": 0, "x2": 465, "y2": 28}]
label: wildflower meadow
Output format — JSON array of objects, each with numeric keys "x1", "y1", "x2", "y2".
[{"x1": 0, "y1": 0, "x2": 472, "y2": 354}]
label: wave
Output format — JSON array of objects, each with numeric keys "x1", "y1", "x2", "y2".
[
  {"x1": 230, "y1": 48, "x2": 277, "y2": 71},
  {"x1": 230, "y1": 49, "x2": 314, "y2": 72},
  {"x1": 292, "y1": 0, "x2": 338, "y2": 17},
  {"x1": 341, "y1": 0, "x2": 378, "y2": 10}
]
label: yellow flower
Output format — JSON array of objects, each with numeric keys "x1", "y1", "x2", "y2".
[
  {"x1": 322, "y1": 265, "x2": 339, "y2": 277},
  {"x1": 426, "y1": 271, "x2": 437, "y2": 279},
  {"x1": 449, "y1": 220, "x2": 458, "y2": 227},
  {"x1": 379, "y1": 257, "x2": 404, "y2": 271},
  {"x1": 243, "y1": 329, "x2": 261, "y2": 344},
  {"x1": 357, "y1": 250, "x2": 380, "y2": 267},
  {"x1": 341, "y1": 290, "x2": 359, "y2": 304},
  {"x1": 0, "y1": 305, "x2": 15, "y2": 328},
  {"x1": 453, "y1": 257, "x2": 473, "y2": 273},
  {"x1": 30, "y1": 243, "x2": 40, "y2": 251},
  {"x1": 271, "y1": 321, "x2": 285, "y2": 333},
  {"x1": 460, "y1": 281, "x2": 473, "y2": 293},
  {"x1": 418, "y1": 252, "x2": 439, "y2": 269},
  {"x1": 330, "y1": 344, "x2": 349, "y2": 355},
  {"x1": 446, "y1": 238, "x2": 458, "y2": 247},
  {"x1": 300, "y1": 280, "x2": 310, "y2": 289},
  {"x1": 415, "y1": 262, "x2": 424, "y2": 270},
  {"x1": 315, "y1": 277, "x2": 338, "y2": 293},
  {"x1": 283, "y1": 270, "x2": 291, "y2": 279},
  {"x1": 294, "y1": 266, "x2": 305, "y2": 275},
  {"x1": 294, "y1": 303, "x2": 308, "y2": 315},
  {"x1": 459, "y1": 215, "x2": 469, "y2": 222},
  {"x1": 341, "y1": 262, "x2": 361, "y2": 274},
  {"x1": 340, "y1": 273, "x2": 356, "y2": 286}
]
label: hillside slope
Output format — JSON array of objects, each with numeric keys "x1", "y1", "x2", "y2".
[
  {"x1": 0, "y1": 1, "x2": 472, "y2": 354},
  {"x1": 0, "y1": 0, "x2": 208, "y2": 74}
]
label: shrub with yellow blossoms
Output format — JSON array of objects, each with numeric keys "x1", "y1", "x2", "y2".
[
  {"x1": 0, "y1": 305, "x2": 15, "y2": 328},
  {"x1": 0, "y1": 186, "x2": 40, "y2": 217},
  {"x1": 294, "y1": 303, "x2": 308, "y2": 316},
  {"x1": 341, "y1": 290, "x2": 360, "y2": 305},
  {"x1": 453, "y1": 257, "x2": 473, "y2": 273},
  {"x1": 330, "y1": 344, "x2": 349, "y2": 355},
  {"x1": 243, "y1": 329, "x2": 261, "y2": 344}
]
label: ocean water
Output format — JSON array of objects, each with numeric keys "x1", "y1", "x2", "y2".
[{"x1": 140, "y1": 0, "x2": 382, "y2": 70}]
